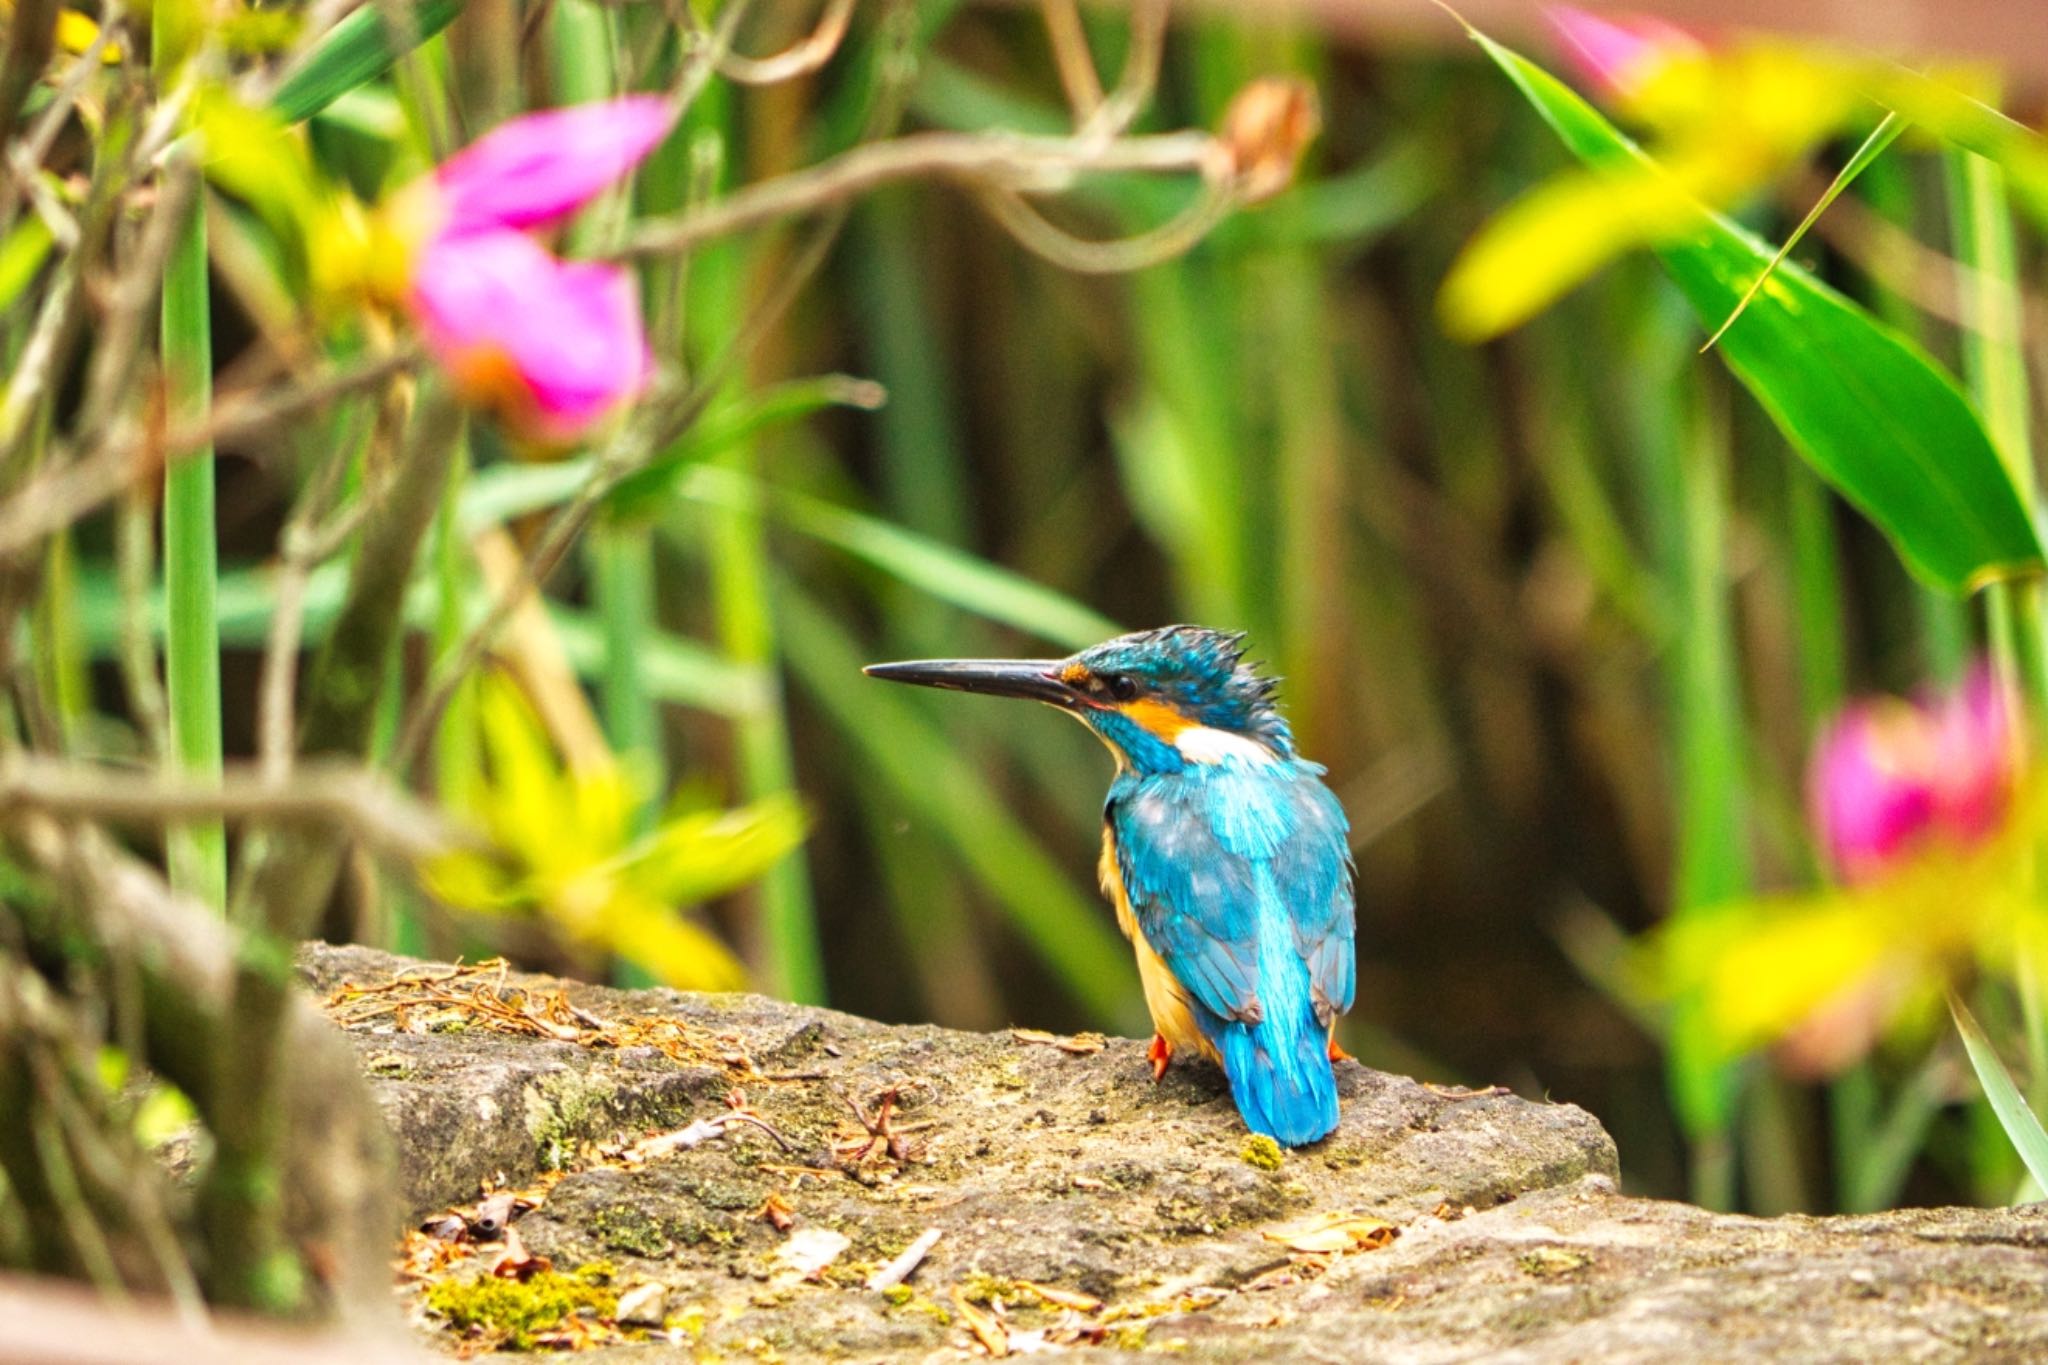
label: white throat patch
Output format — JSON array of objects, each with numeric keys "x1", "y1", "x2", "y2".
[{"x1": 1174, "y1": 725, "x2": 1276, "y2": 766}]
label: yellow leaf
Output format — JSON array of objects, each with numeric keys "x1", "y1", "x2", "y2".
[
  {"x1": 190, "y1": 86, "x2": 326, "y2": 256},
  {"x1": 603, "y1": 897, "x2": 747, "y2": 992},
  {"x1": 1260, "y1": 1211, "x2": 1398, "y2": 1254},
  {"x1": 1440, "y1": 164, "x2": 1705, "y2": 340},
  {"x1": 55, "y1": 10, "x2": 120, "y2": 60}
]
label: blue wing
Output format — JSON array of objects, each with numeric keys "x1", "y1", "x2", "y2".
[
  {"x1": 1111, "y1": 760, "x2": 1355, "y2": 1145},
  {"x1": 1111, "y1": 761, "x2": 1354, "y2": 1029}
]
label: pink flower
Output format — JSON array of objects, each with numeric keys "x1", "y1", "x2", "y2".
[
  {"x1": 429, "y1": 95, "x2": 678, "y2": 237},
  {"x1": 411, "y1": 230, "x2": 652, "y2": 444},
  {"x1": 1809, "y1": 666, "x2": 2018, "y2": 885},
  {"x1": 1546, "y1": 6, "x2": 1704, "y2": 103},
  {"x1": 389, "y1": 96, "x2": 674, "y2": 441}
]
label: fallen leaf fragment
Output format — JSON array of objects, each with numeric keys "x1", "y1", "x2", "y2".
[
  {"x1": 774, "y1": 1227, "x2": 851, "y2": 1280},
  {"x1": 1018, "y1": 1281, "x2": 1102, "y2": 1313},
  {"x1": 487, "y1": 1227, "x2": 552, "y2": 1280},
  {"x1": 1009, "y1": 1028, "x2": 1107, "y2": 1056},
  {"x1": 1261, "y1": 1211, "x2": 1399, "y2": 1255},
  {"x1": 419, "y1": 1214, "x2": 467, "y2": 1243},
  {"x1": 624, "y1": 1109, "x2": 793, "y2": 1163},
  {"x1": 616, "y1": 1281, "x2": 668, "y2": 1327},
  {"x1": 866, "y1": 1227, "x2": 942, "y2": 1292},
  {"x1": 760, "y1": 1193, "x2": 796, "y2": 1232},
  {"x1": 951, "y1": 1284, "x2": 1009, "y2": 1357}
]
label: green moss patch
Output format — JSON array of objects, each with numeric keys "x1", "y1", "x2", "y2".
[{"x1": 424, "y1": 1269, "x2": 619, "y2": 1350}]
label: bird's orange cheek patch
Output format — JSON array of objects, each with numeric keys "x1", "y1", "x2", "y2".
[{"x1": 1121, "y1": 698, "x2": 1195, "y2": 740}]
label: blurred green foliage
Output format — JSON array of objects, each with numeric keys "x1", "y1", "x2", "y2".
[{"x1": 15, "y1": 0, "x2": 2048, "y2": 1226}]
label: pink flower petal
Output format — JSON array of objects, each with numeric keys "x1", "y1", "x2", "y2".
[
  {"x1": 1809, "y1": 701, "x2": 1939, "y2": 885},
  {"x1": 1930, "y1": 664, "x2": 2017, "y2": 844},
  {"x1": 410, "y1": 229, "x2": 651, "y2": 441},
  {"x1": 432, "y1": 95, "x2": 677, "y2": 236},
  {"x1": 1808, "y1": 662, "x2": 2022, "y2": 884},
  {"x1": 1545, "y1": 6, "x2": 1702, "y2": 101}
]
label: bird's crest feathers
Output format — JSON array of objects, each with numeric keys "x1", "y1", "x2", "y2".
[{"x1": 1073, "y1": 625, "x2": 1293, "y2": 757}]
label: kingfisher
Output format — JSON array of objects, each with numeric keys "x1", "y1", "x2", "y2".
[{"x1": 864, "y1": 626, "x2": 1355, "y2": 1147}]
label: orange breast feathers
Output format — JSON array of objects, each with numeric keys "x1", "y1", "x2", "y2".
[{"x1": 1098, "y1": 826, "x2": 1213, "y2": 1060}]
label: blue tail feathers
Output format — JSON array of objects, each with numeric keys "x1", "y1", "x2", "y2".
[{"x1": 1215, "y1": 1007, "x2": 1339, "y2": 1147}]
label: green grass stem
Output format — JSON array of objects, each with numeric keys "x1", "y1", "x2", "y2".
[{"x1": 159, "y1": 137, "x2": 226, "y2": 913}]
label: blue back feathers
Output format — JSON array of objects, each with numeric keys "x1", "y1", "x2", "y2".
[{"x1": 1107, "y1": 734, "x2": 1355, "y2": 1147}]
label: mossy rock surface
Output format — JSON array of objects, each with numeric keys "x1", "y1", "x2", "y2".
[{"x1": 302, "y1": 945, "x2": 2048, "y2": 1362}]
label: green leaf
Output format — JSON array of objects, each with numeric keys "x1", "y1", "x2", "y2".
[
  {"x1": 1701, "y1": 112, "x2": 1905, "y2": 353},
  {"x1": 270, "y1": 0, "x2": 465, "y2": 124},
  {"x1": 602, "y1": 374, "x2": 887, "y2": 522},
  {"x1": 777, "y1": 583, "x2": 1142, "y2": 1030},
  {"x1": 458, "y1": 459, "x2": 1119, "y2": 650},
  {"x1": 1950, "y1": 993, "x2": 2048, "y2": 1197},
  {"x1": 73, "y1": 559, "x2": 765, "y2": 717},
  {"x1": 0, "y1": 214, "x2": 54, "y2": 316},
  {"x1": 678, "y1": 468, "x2": 1122, "y2": 651},
  {"x1": 1469, "y1": 31, "x2": 2045, "y2": 595}
]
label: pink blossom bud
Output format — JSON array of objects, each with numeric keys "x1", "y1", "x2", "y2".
[
  {"x1": 429, "y1": 95, "x2": 677, "y2": 237},
  {"x1": 1808, "y1": 666, "x2": 2018, "y2": 885},
  {"x1": 1546, "y1": 6, "x2": 1704, "y2": 103},
  {"x1": 410, "y1": 229, "x2": 651, "y2": 444}
]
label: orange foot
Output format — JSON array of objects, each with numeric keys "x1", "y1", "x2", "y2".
[
  {"x1": 1147, "y1": 1033, "x2": 1174, "y2": 1083},
  {"x1": 1327, "y1": 1036, "x2": 1353, "y2": 1063}
]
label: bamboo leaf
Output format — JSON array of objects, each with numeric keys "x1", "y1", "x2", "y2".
[
  {"x1": 270, "y1": 0, "x2": 464, "y2": 123},
  {"x1": 1467, "y1": 31, "x2": 2045, "y2": 595}
]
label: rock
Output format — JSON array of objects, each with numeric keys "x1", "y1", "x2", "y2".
[{"x1": 301, "y1": 944, "x2": 2048, "y2": 1362}]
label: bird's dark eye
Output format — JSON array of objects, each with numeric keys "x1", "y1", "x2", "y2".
[{"x1": 1104, "y1": 673, "x2": 1138, "y2": 702}]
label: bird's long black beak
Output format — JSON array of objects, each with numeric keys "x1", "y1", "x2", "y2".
[{"x1": 862, "y1": 657, "x2": 1080, "y2": 709}]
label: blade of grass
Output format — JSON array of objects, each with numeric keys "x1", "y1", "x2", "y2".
[
  {"x1": 33, "y1": 530, "x2": 90, "y2": 747},
  {"x1": 159, "y1": 135, "x2": 225, "y2": 913},
  {"x1": 1944, "y1": 147, "x2": 2048, "y2": 1137},
  {"x1": 1950, "y1": 992, "x2": 2048, "y2": 1197},
  {"x1": 462, "y1": 457, "x2": 1120, "y2": 651},
  {"x1": 777, "y1": 582, "x2": 1141, "y2": 1029},
  {"x1": 1701, "y1": 113, "x2": 1904, "y2": 354},
  {"x1": 686, "y1": 73, "x2": 824, "y2": 1006},
  {"x1": 73, "y1": 558, "x2": 765, "y2": 717},
  {"x1": 1855, "y1": 152, "x2": 1968, "y2": 684},
  {"x1": 682, "y1": 468, "x2": 1121, "y2": 650}
]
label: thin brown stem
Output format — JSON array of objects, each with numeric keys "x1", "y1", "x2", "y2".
[
  {"x1": 0, "y1": 348, "x2": 421, "y2": 564},
  {"x1": 0, "y1": 755, "x2": 462, "y2": 861},
  {"x1": 716, "y1": 0, "x2": 853, "y2": 85},
  {"x1": 972, "y1": 176, "x2": 1238, "y2": 273},
  {"x1": 257, "y1": 405, "x2": 381, "y2": 782},
  {"x1": 621, "y1": 127, "x2": 1217, "y2": 260},
  {"x1": 114, "y1": 490, "x2": 169, "y2": 758},
  {"x1": 1082, "y1": 0, "x2": 1169, "y2": 140},
  {"x1": 1041, "y1": 0, "x2": 1105, "y2": 121}
]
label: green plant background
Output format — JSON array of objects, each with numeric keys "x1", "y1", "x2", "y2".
[{"x1": 25, "y1": 2, "x2": 2048, "y2": 1217}]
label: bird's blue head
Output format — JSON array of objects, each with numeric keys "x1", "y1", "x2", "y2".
[{"x1": 864, "y1": 625, "x2": 1293, "y2": 775}]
